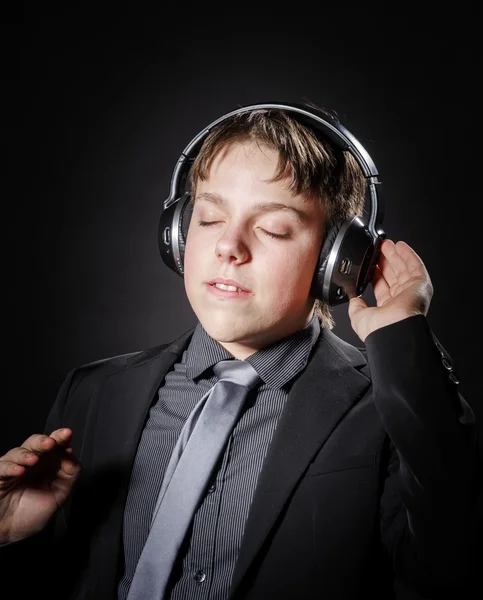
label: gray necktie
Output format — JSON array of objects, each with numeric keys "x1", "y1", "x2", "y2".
[{"x1": 126, "y1": 359, "x2": 261, "y2": 600}]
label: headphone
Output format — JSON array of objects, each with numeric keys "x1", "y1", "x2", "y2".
[{"x1": 158, "y1": 102, "x2": 385, "y2": 306}]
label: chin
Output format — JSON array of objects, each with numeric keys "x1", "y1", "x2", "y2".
[
  {"x1": 203, "y1": 315, "x2": 290, "y2": 351},
  {"x1": 198, "y1": 314, "x2": 259, "y2": 343},
  {"x1": 202, "y1": 323, "x2": 251, "y2": 344}
]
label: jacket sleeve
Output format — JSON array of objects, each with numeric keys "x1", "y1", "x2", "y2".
[
  {"x1": 0, "y1": 366, "x2": 82, "y2": 597},
  {"x1": 365, "y1": 314, "x2": 480, "y2": 598}
]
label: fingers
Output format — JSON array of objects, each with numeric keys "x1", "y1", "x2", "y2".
[
  {"x1": 393, "y1": 240, "x2": 429, "y2": 276},
  {"x1": 24, "y1": 429, "x2": 73, "y2": 453},
  {"x1": 380, "y1": 240, "x2": 409, "y2": 278},
  {"x1": 57, "y1": 454, "x2": 82, "y2": 479},
  {"x1": 0, "y1": 451, "x2": 38, "y2": 479},
  {"x1": 347, "y1": 296, "x2": 367, "y2": 321},
  {"x1": 0, "y1": 429, "x2": 75, "y2": 481},
  {"x1": 379, "y1": 239, "x2": 429, "y2": 281},
  {"x1": 377, "y1": 249, "x2": 398, "y2": 287},
  {"x1": 371, "y1": 264, "x2": 392, "y2": 306}
]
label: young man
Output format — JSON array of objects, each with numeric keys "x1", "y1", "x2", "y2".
[{"x1": 0, "y1": 105, "x2": 478, "y2": 599}]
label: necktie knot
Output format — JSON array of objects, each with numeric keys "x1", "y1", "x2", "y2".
[{"x1": 213, "y1": 359, "x2": 261, "y2": 391}]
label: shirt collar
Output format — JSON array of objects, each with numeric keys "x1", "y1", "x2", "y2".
[
  {"x1": 186, "y1": 313, "x2": 320, "y2": 389},
  {"x1": 185, "y1": 324, "x2": 234, "y2": 380},
  {"x1": 246, "y1": 313, "x2": 320, "y2": 388}
]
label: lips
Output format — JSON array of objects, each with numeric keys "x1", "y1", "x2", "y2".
[{"x1": 208, "y1": 277, "x2": 251, "y2": 293}]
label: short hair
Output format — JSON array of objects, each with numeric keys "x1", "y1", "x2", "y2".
[{"x1": 189, "y1": 103, "x2": 366, "y2": 328}]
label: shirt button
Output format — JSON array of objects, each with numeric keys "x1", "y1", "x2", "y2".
[
  {"x1": 441, "y1": 357, "x2": 452, "y2": 370},
  {"x1": 448, "y1": 371, "x2": 459, "y2": 384},
  {"x1": 207, "y1": 483, "x2": 216, "y2": 494},
  {"x1": 193, "y1": 569, "x2": 206, "y2": 583}
]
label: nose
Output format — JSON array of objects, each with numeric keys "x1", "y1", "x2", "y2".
[{"x1": 215, "y1": 225, "x2": 251, "y2": 264}]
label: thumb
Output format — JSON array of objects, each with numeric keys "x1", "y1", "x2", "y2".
[{"x1": 348, "y1": 296, "x2": 367, "y2": 321}]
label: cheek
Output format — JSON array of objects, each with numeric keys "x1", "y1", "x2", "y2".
[
  {"x1": 260, "y1": 245, "x2": 318, "y2": 297},
  {"x1": 183, "y1": 240, "x2": 201, "y2": 294},
  {"x1": 184, "y1": 231, "x2": 206, "y2": 270}
]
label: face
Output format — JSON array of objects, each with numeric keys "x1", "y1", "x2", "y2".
[{"x1": 184, "y1": 141, "x2": 325, "y2": 359}]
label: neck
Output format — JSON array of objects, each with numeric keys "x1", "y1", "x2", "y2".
[{"x1": 215, "y1": 308, "x2": 316, "y2": 360}]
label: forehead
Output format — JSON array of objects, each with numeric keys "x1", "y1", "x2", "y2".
[
  {"x1": 192, "y1": 141, "x2": 328, "y2": 233},
  {"x1": 193, "y1": 152, "x2": 324, "y2": 229},
  {"x1": 205, "y1": 141, "x2": 279, "y2": 178},
  {"x1": 195, "y1": 141, "x2": 309, "y2": 205}
]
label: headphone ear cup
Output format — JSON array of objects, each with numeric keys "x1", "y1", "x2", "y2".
[
  {"x1": 178, "y1": 195, "x2": 194, "y2": 266},
  {"x1": 158, "y1": 192, "x2": 193, "y2": 276},
  {"x1": 310, "y1": 223, "x2": 342, "y2": 301},
  {"x1": 312, "y1": 215, "x2": 382, "y2": 306}
]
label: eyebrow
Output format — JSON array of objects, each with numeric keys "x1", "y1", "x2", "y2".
[{"x1": 193, "y1": 192, "x2": 310, "y2": 222}]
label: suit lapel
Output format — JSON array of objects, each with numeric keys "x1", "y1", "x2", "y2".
[
  {"x1": 85, "y1": 329, "x2": 194, "y2": 595},
  {"x1": 229, "y1": 328, "x2": 370, "y2": 596}
]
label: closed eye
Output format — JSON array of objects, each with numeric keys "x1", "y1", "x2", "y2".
[
  {"x1": 259, "y1": 229, "x2": 290, "y2": 240},
  {"x1": 198, "y1": 220, "x2": 220, "y2": 227},
  {"x1": 197, "y1": 220, "x2": 290, "y2": 240}
]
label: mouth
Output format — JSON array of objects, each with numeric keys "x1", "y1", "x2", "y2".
[{"x1": 206, "y1": 278, "x2": 253, "y2": 298}]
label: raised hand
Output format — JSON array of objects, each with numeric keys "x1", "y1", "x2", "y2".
[
  {"x1": 348, "y1": 239, "x2": 434, "y2": 343},
  {"x1": 0, "y1": 428, "x2": 81, "y2": 543}
]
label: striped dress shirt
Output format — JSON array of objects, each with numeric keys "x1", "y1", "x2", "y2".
[{"x1": 118, "y1": 314, "x2": 320, "y2": 600}]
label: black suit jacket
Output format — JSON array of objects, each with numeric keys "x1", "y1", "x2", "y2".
[{"x1": 3, "y1": 316, "x2": 479, "y2": 599}]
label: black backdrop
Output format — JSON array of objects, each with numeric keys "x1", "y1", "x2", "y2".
[{"x1": 4, "y1": 12, "x2": 481, "y2": 456}]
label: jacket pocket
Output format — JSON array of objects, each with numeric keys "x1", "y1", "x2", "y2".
[{"x1": 303, "y1": 452, "x2": 377, "y2": 477}]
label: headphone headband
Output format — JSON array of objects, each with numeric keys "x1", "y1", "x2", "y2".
[{"x1": 164, "y1": 102, "x2": 383, "y2": 236}]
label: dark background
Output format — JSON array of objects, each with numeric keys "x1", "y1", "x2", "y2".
[{"x1": 3, "y1": 10, "x2": 481, "y2": 455}]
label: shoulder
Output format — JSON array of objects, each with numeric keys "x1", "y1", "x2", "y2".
[
  {"x1": 318, "y1": 326, "x2": 370, "y2": 379},
  {"x1": 62, "y1": 327, "x2": 195, "y2": 395},
  {"x1": 45, "y1": 327, "x2": 196, "y2": 432}
]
